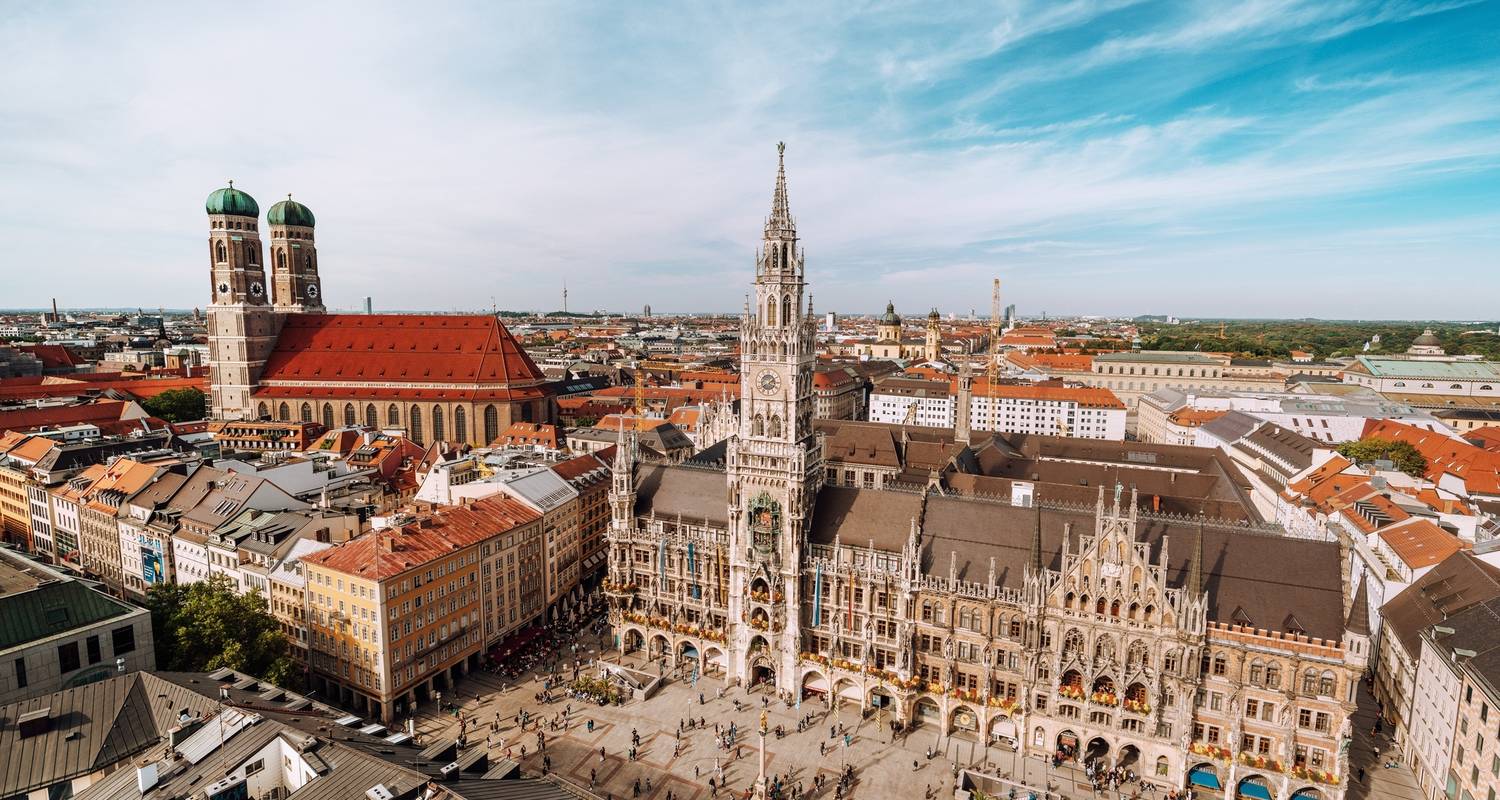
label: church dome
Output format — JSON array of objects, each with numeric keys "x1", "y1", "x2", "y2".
[
  {"x1": 880, "y1": 301, "x2": 901, "y2": 326},
  {"x1": 928, "y1": 308, "x2": 941, "y2": 321},
  {"x1": 205, "y1": 183, "x2": 259, "y2": 217},
  {"x1": 1411, "y1": 329, "x2": 1441, "y2": 347},
  {"x1": 268, "y1": 196, "x2": 316, "y2": 228}
]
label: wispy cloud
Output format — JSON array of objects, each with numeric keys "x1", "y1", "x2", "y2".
[{"x1": 0, "y1": 0, "x2": 1495, "y2": 317}]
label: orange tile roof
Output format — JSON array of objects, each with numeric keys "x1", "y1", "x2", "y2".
[
  {"x1": 596, "y1": 414, "x2": 673, "y2": 433},
  {"x1": 1465, "y1": 426, "x2": 1500, "y2": 453},
  {"x1": 956, "y1": 379, "x2": 1125, "y2": 409},
  {"x1": 0, "y1": 399, "x2": 137, "y2": 434},
  {"x1": 304, "y1": 496, "x2": 540, "y2": 580},
  {"x1": 1363, "y1": 419, "x2": 1500, "y2": 496},
  {"x1": 495, "y1": 422, "x2": 560, "y2": 448},
  {"x1": 1379, "y1": 519, "x2": 1465, "y2": 569},
  {"x1": 666, "y1": 407, "x2": 701, "y2": 431},
  {"x1": 1167, "y1": 408, "x2": 1229, "y2": 428}
]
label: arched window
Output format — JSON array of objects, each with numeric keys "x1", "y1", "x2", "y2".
[
  {"x1": 245, "y1": 243, "x2": 256, "y2": 264},
  {"x1": 782, "y1": 295, "x2": 792, "y2": 326},
  {"x1": 768, "y1": 415, "x2": 782, "y2": 437},
  {"x1": 304, "y1": 254, "x2": 313, "y2": 269},
  {"x1": 387, "y1": 404, "x2": 400, "y2": 426},
  {"x1": 483, "y1": 405, "x2": 499, "y2": 444},
  {"x1": 1249, "y1": 659, "x2": 1264, "y2": 686},
  {"x1": 364, "y1": 404, "x2": 376, "y2": 427},
  {"x1": 766, "y1": 297, "x2": 777, "y2": 327},
  {"x1": 752, "y1": 414, "x2": 765, "y2": 436},
  {"x1": 1302, "y1": 668, "x2": 1318, "y2": 694},
  {"x1": 1318, "y1": 671, "x2": 1335, "y2": 696},
  {"x1": 431, "y1": 406, "x2": 445, "y2": 442},
  {"x1": 216, "y1": 242, "x2": 227, "y2": 262},
  {"x1": 343, "y1": 403, "x2": 355, "y2": 427},
  {"x1": 521, "y1": 402, "x2": 534, "y2": 423},
  {"x1": 299, "y1": 402, "x2": 312, "y2": 422},
  {"x1": 1062, "y1": 629, "x2": 1084, "y2": 660},
  {"x1": 321, "y1": 404, "x2": 334, "y2": 429},
  {"x1": 277, "y1": 250, "x2": 287, "y2": 270},
  {"x1": 256, "y1": 402, "x2": 268, "y2": 419},
  {"x1": 1265, "y1": 663, "x2": 1281, "y2": 688},
  {"x1": 409, "y1": 406, "x2": 424, "y2": 444},
  {"x1": 278, "y1": 402, "x2": 289, "y2": 421},
  {"x1": 454, "y1": 406, "x2": 467, "y2": 443}
]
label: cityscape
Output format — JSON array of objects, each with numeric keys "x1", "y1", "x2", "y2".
[{"x1": 2, "y1": 4, "x2": 1499, "y2": 800}]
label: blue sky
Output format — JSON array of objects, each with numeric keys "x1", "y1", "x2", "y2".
[{"x1": 2, "y1": 0, "x2": 1497, "y2": 317}]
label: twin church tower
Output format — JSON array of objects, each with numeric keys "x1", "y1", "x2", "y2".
[{"x1": 204, "y1": 184, "x2": 323, "y2": 420}]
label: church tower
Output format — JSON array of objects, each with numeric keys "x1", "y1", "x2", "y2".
[
  {"x1": 266, "y1": 196, "x2": 324, "y2": 313},
  {"x1": 726, "y1": 143, "x2": 821, "y2": 689},
  {"x1": 205, "y1": 183, "x2": 279, "y2": 421},
  {"x1": 925, "y1": 308, "x2": 941, "y2": 362}
]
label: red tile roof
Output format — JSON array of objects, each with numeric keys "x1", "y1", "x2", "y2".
[
  {"x1": 258, "y1": 314, "x2": 546, "y2": 388},
  {"x1": 1379, "y1": 519, "x2": 1466, "y2": 569},
  {"x1": 1363, "y1": 419, "x2": 1500, "y2": 497},
  {"x1": 0, "y1": 399, "x2": 139, "y2": 434},
  {"x1": 494, "y1": 422, "x2": 560, "y2": 448},
  {"x1": 305, "y1": 496, "x2": 540, "y2": 579}
]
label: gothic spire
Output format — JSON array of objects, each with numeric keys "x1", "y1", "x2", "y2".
[
  {"x1": 766, "y1": 142, "x2": 795, "y2": 239},
  {"x1": 1029, "y1": 498, "x2": 1044, "y2": 576},
  {"x1": 1187, "y1": 519, "x2": 1205, "y2": 600}
]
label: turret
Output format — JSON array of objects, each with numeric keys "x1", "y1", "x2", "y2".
[{"x1": 266, "y1": 195, "x2": 323, "y2": 312}]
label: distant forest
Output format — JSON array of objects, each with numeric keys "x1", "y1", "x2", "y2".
[{"x1": 1137, "y1": 320, "x2": 1500, "y2": 360}]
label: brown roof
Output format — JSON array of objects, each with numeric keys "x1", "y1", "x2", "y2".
[
  {"x1": 809, "y1": 487, "x2": 1346, "y2": 640},
  {"x1": 1379, "y1": 549, "x2": 1500, "y2": 657},
  {"x1": 633, "y1": 464, "x2": 729, "y2": 526}
]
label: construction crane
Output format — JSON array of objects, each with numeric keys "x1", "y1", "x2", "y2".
[
  {"x1": 632, "y1": 359, "x2": 646, "y2": 425},
  {"x1": 987, "y1": 278, "x2": 1002, "y2": 432}
]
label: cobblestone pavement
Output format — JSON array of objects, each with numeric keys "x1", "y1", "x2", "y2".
[
  {"x1": 393, "y1": 625, "x2": 1433, "y2": 800},
  {"x1": 400, "y1": 626, "x2": 1157, "y2": 800}
]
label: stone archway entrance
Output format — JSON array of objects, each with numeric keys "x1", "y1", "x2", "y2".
[
  {"x1": 914, "y1": 697, "x2": 941, "y2": 729},
  {"x1": 801, "y1": 670, "x2": 829, "y2": 700},
  {"x1": 751, "y1": 662, "x2": 776, "y2": 688},
  {"x1": 1084, "y1": 737, "x2": 1110, "y2": 766},
  {"x1": 1056, "y1": 730, "x2": 1080, "y2": 761}
]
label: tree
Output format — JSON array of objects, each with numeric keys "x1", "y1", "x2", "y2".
[
  {"x1": 141, "y1": 387, "x2": 207, "y2": 422},
  {"x1": 146, "y1": 574, "x2": 300, "y2": 689},
  {"x1": 1335, "y1": 437, "x2": 1427, "y2": 478}
]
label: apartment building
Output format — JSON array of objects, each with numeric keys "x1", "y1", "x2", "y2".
[{"x1": 301, "y1": 496, "x2": 541, "y2": 721}]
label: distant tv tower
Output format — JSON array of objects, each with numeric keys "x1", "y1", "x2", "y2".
[{"x1": 562, "y1": 281, "x2": 568, "y2": 315}]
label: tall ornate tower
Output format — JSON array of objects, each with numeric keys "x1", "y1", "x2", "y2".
[
  {"x1": 206, "y1": 183, "x2": 279, "y2": 420},
  {"x1": 266, "y1": 196, "x2": 324, "y2": 313},
  {"x1": 726, "y1": 143, "x2": 822, "y2": 689},
  {"x1": 925, "y1": 308, "x2": 941, "y2": 362}
]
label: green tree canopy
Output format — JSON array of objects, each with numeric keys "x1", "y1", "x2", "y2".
[
  {"x1": 145, "y1": 573, "x2": 299, "y2": 689},
  {"x1": 140, "y1": 387, "x2": 206, "y2": 422},
  {"x1": 1335, "y1": 437, "x2": 1428, "y2": 478}
]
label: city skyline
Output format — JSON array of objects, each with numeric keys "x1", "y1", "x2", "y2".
[{"x1": 4, "y1": 1, "x2": 1498, "y2": 316}]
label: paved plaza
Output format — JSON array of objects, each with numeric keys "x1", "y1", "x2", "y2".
[{"x1": 400, "y1": 620, "x2": 1404, "y2": 800}]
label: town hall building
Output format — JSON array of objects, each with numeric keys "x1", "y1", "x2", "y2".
[{"x1": 605, "y1": 145, "x2": 1364, "y2": 800}]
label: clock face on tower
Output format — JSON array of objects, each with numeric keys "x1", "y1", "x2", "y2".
[
  {"x1": 249, "y1": 281, "x2": 263, "y2": 297},
  {"x1": 216, "y1": 282, "x2": 230, "y2": 298},
  {"x1": 757, "y1": 370, "x2": 780, "y2": 395}
]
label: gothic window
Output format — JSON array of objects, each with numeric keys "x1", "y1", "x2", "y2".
[
  {"x1": 432, "y1": 406, "x2": 445, "y2": 441},
  {"x1": 753, "y1": 414, "x2": 765, "y2": 436},
  {"x1": 782, "y1": 295, "x2": 791, "y2": 326},
  {"x1": 1062, "y1": 629, "x2": 1084, "y2": 660},
  {"x1": 277, "y1": 250, "x2": 287, "y2": 270},
  {"x1": 1302, "y1": 669, "x2": 1318, "y2": 694},
  {"x1": 521, "y1": 402, "x2": 534, "y2": 423},
  {"x1": 766, "y1": 298, "x2": 777, "y2": 327},
  {"x1": 1064, "y1": 592, "x2": 1075, "y2": 609},
  {"x1": 1110, "y1": 600, "x2": 1121, "y2": 617},
  {"x1": 1163, "y1": 649, "x2": 1179, "y2": 674},
  {"x1": 387, "y1": 404, "x2": 400, "y2": 426},
  {"x1": 278, "y1": 402, "x2": 290, "y2": 421},
  {"x1": 1126, "y1": 640, "x2": 1149, "y2": 671},
  {"x1": 216, "y1": 242, "x2": 227, "y2": 263},
  {"x1": 454, "y1": 406, "x2": 467, "y2": 443},
  {"x1": 304, "y1": 254, "x2": 313, "y2": 269},
  {"x1": 343, "y1": 403, "x2": 356, "y2": 427},
  {"x1": 299, "y1": 402, "x2": 313, "y2": 423},
  {"x1": 483, "y1": 405, "x2": 499, "y2": 444},
  {"x1": 409, "y1": 406, "x2": 424, "y2": 444},
  {"x1": 1095, "y1": 634, "x2": 1115, "y2": 665},
  {"x1": 321, "y1": 404, "x2": 334, "y2": 429},
  {"x1": 246, "y1": 243, "x2": 256, "y2": 264},
  {"x1": 256, "y1": 402, "x2": 268, "y2": 420},
  {"x1": 365, "y1": 404, "x2": 377, "y2": 427},
  {"x1": 1095, "y1": 597, "x2": 1107, "y2": 615},
  {"x1": 768, "y1": 415, "x2": 781, "y2": 438}
]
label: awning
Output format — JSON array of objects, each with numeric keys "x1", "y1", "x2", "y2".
[
  {"x1": 991, "y1": 719, "x2": 1017, "y2": 739},
  {"x1": 1189, "y1": 766, "x2": 1221, "y2": 790},
  {"x1": 1238, "y1": 782, "x2": 1272, "y2": 800}
]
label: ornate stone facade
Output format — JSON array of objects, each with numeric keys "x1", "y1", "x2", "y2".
[{"x1": 605, "y1": 146, "x2": 1365, "y2": 800}]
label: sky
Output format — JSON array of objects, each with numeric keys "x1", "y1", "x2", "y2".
[{"x1": 2, "y1": 1, "x2": 1498, "y2": 318}]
